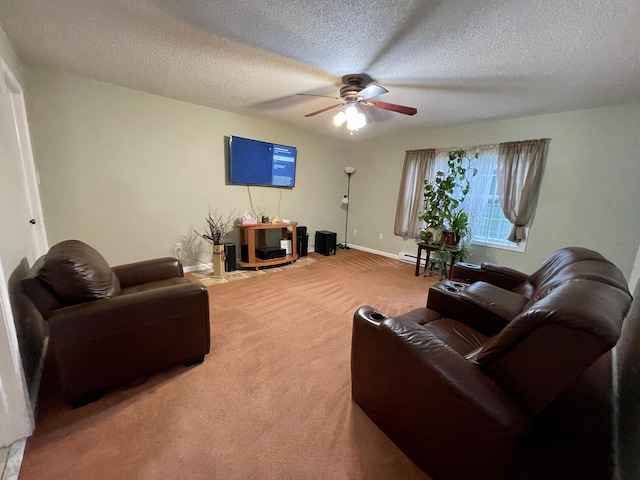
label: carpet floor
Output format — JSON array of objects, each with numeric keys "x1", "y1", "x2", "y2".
[{"x1": 19, "y1": 249, "x2": 437, "y2": 479}]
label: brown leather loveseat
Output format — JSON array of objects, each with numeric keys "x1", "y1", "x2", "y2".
[
  {"x1": 21, "y1": 240, "x2": 210, "y2": 406},
  {"x1": 351, "y1": 247, "x2": 632, "y2": 480}
]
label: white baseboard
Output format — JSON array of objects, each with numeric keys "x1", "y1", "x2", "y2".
[
  {"x1": 346, "y1": 244, "x2": 399, "y2": 261},
  {"x1": 398, "y1": 250, "x2": 426, "y2": 266},
  {"x1": 183, "y1": 263, "x2": 211, "y2": 273}
]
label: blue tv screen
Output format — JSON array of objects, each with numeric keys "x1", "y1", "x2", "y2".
[{"x1": 228, "y1": 136, "x2": 297, "y2": 188}]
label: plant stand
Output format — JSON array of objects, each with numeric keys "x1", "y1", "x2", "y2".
[{"x1": 414, "y1": 242, "x2": 460, "y2": 279}]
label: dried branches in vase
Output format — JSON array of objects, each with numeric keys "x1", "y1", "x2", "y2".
[
  {"x1": 195, "y1": 208, "x2": 236, "y2": 246},
  {"x1": 195, "y1": 208, "x2": 236, "y2": 278}
]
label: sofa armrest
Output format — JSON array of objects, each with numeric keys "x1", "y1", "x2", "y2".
[
  {"x1": 351, "y1": 312, "x2": 531, "y2": 479},
  {"x1": 112, "y1": 257, "x2": 184, "y2": 288},
  {"x1": 451, "y1": 261, "x2": 529, "y2": 290},
  {"x1": 460, "y1": 281, "x2": 529, "y2": 321},
  {"x1": 355, "y1": 305, "x2": 442, "y2": 327},
  {"x1": 482, "y1": 263, "x2": 530, "y2": 282}
]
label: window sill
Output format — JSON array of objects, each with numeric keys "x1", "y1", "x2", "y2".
[{"x1": 472, "y1": 240, "x2": 527, "y2": 253}]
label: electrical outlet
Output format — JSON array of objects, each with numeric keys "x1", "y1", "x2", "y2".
[
  {"x1": 353, "y1": 228, "x2": 357, "y2": 235},
  {"x1": 379, "y1": 233, "x2": 383, "y2": 240},
  {"x1": 175, "y1": 242, "x2": 182, "y2": 251}
]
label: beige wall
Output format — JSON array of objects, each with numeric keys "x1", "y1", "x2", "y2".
[
  {"x1": 348, "y1": 103, "x2": 640, "y2": 279},
  {"x1": 0, "y1": 25, "x2": 21, "y2": 81},
  {"x1": 25, "y1": 67, "x2": 353, "y2": 265},
  {"x1": 22, "y1": 65, "x2": 640, "y2": 280}
]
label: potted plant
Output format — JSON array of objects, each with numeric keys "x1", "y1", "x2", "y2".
[
  {"x1": 419, "y1": 149, "x2": 476, "y2": 245},
  {"x1": 432, "y1": 214, "x2": 474, "y2": 278},
  {"x1": 441, "y1": 213, "x2": 474, "y2": 261},
  {"x1": 196, "y1": 208, "x2": 236, "y2": 277},
  {"x1": 444, "y1": 209, "x2": 472, "y2": 246}
]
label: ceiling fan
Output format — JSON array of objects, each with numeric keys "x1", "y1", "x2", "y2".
[{"x1": 299, "y1": 74, "x2": 418, "y2": 119}]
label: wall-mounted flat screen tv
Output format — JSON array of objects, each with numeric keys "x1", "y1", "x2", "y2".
[{"x1": 228, "y1": 136, "x2": 297, "y2": 188}]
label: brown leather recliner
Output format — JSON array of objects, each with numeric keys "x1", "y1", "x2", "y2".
[
  {"x1": 351, "y1": 247, "x2": 632, "y2": 480},
  {"x1": 21, "y1": 240, "x2": 210, "y2": 407}
]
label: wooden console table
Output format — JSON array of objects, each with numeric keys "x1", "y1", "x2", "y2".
[
  {"x1": 237, "y1": 222, "x2": 298, "y2": 270},
  {"x1": 415, "y1": 242, "x2": 460, "y2": 279}
]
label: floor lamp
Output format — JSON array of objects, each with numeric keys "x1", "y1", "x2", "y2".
[{"x1": 338, "y1": 166, "x2": 356, "y2": 249}]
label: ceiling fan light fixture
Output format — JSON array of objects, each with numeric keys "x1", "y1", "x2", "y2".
[
  {"x1": 302, "y1": 73, "x2": 417, "y2": 126},
  {"x1": 347, "y1": 113, "x2": 366, "y2": 131},
  {"x1": 345, "y1": 105, "x2": 358, "y2": 119},
  {"x1": 333, "y1": 111, "x2": 346, "y2": 126},
  {"x1": 338, "y1": 105, "x2": 365, "y2": 131}
]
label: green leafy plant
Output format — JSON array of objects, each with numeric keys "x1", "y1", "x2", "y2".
[
  {"x1": 419, "y1": 150, "x2": 477, "y2": 243},
  {"x1": 419, "y1": 229, "x2": 434, "y2": 243},
  {"x1": 456, "y1": 237, "x2": 473, "y2": 262},
  {"x1": 446, "y1": 209, "x2": 473, "y2": 244},
  {"x1": 432, "y1": 237, "x2": 474, "y2": 278}
]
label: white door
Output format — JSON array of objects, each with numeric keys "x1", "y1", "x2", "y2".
[
  {"x1": 0, "y1": 58, "x2": 47, "y2": 446},
  {"x1": 2, "y1": 62, "x2": 47, "y2": 261}
]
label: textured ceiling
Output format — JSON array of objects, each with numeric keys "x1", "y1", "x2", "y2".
[{"x1": 1, "y1": 0, "x2": 639, "y2": 140}]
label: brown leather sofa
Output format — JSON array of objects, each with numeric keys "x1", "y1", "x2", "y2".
[
  {"x1": 21, "y1": 240, "x2": 210, "y2": 407},
  {"x1": 351, "y1": 247, "x2": 632, "y2": 480}
]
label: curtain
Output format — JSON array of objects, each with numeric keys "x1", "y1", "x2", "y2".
[
  {"x1": 394, "y1": 149, "x2": 435, "y2": 237},
  {"x1": 497, "y1": 139, "x2": 549, "y2": 242}
]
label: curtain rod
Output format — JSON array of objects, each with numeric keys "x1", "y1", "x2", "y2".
[
  {"x1": 406, "y1": 139, "x2": 550, "y2": 155},
  {"x1": 434, "y1": 143, "x2": 499, "y2": 154}
]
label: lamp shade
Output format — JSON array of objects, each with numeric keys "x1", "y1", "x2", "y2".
[
  {"x1": 344, "y1": 166, "x2": 356, "y2": 174},
  {"x1": 333, "y1": 111, "x2": 346, "y2": 126},
  {"x1": 334, "y1": 106, "x2": 367, "y2": 132}
]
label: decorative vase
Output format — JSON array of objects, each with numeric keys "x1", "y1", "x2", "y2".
[
  {"x1": 429, "y1": 228, "x2": 443, "y2": 244},
  {"x1": 212, "y1": 244, "x2": 225, "y2": 278},
  {"x1": 442, "y1": 231, "x2": 460, "y2": 246}
]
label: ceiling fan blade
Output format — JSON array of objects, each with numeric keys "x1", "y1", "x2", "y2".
[
  {"x1": 297, "y1": 93, "x2": 341, "y2": 100},
  {"x1": 367, "y1": 100, "x2": 417, "y2": 116},
  {"x1": 304, "y1": 102, "x2": 345, "y2": 117},
  {"x1": 358, "y1": 84, "x2": 388, "y2": 100}
]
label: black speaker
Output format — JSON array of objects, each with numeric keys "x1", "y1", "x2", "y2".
[
  {"x1": 315, "y1": 230, "x2": 337, "y2": 256},
  {"x1": 224, "y1": 243, "x2": 236, "y2": 271},
  {"x1": 299, "y1": 233, "x2": 309, "y2": 257},
  {"x1": 290, "y1": 226, "x2": 309, "y2": 257}
]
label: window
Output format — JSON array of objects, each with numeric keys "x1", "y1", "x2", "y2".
[{"x1": 432, "y1": 146, "x2": 524, "y2": 251}]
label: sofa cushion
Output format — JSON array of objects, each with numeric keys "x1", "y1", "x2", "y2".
[{"x1": 38, "y1": 240, "x2": 121, "y2": 305}]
